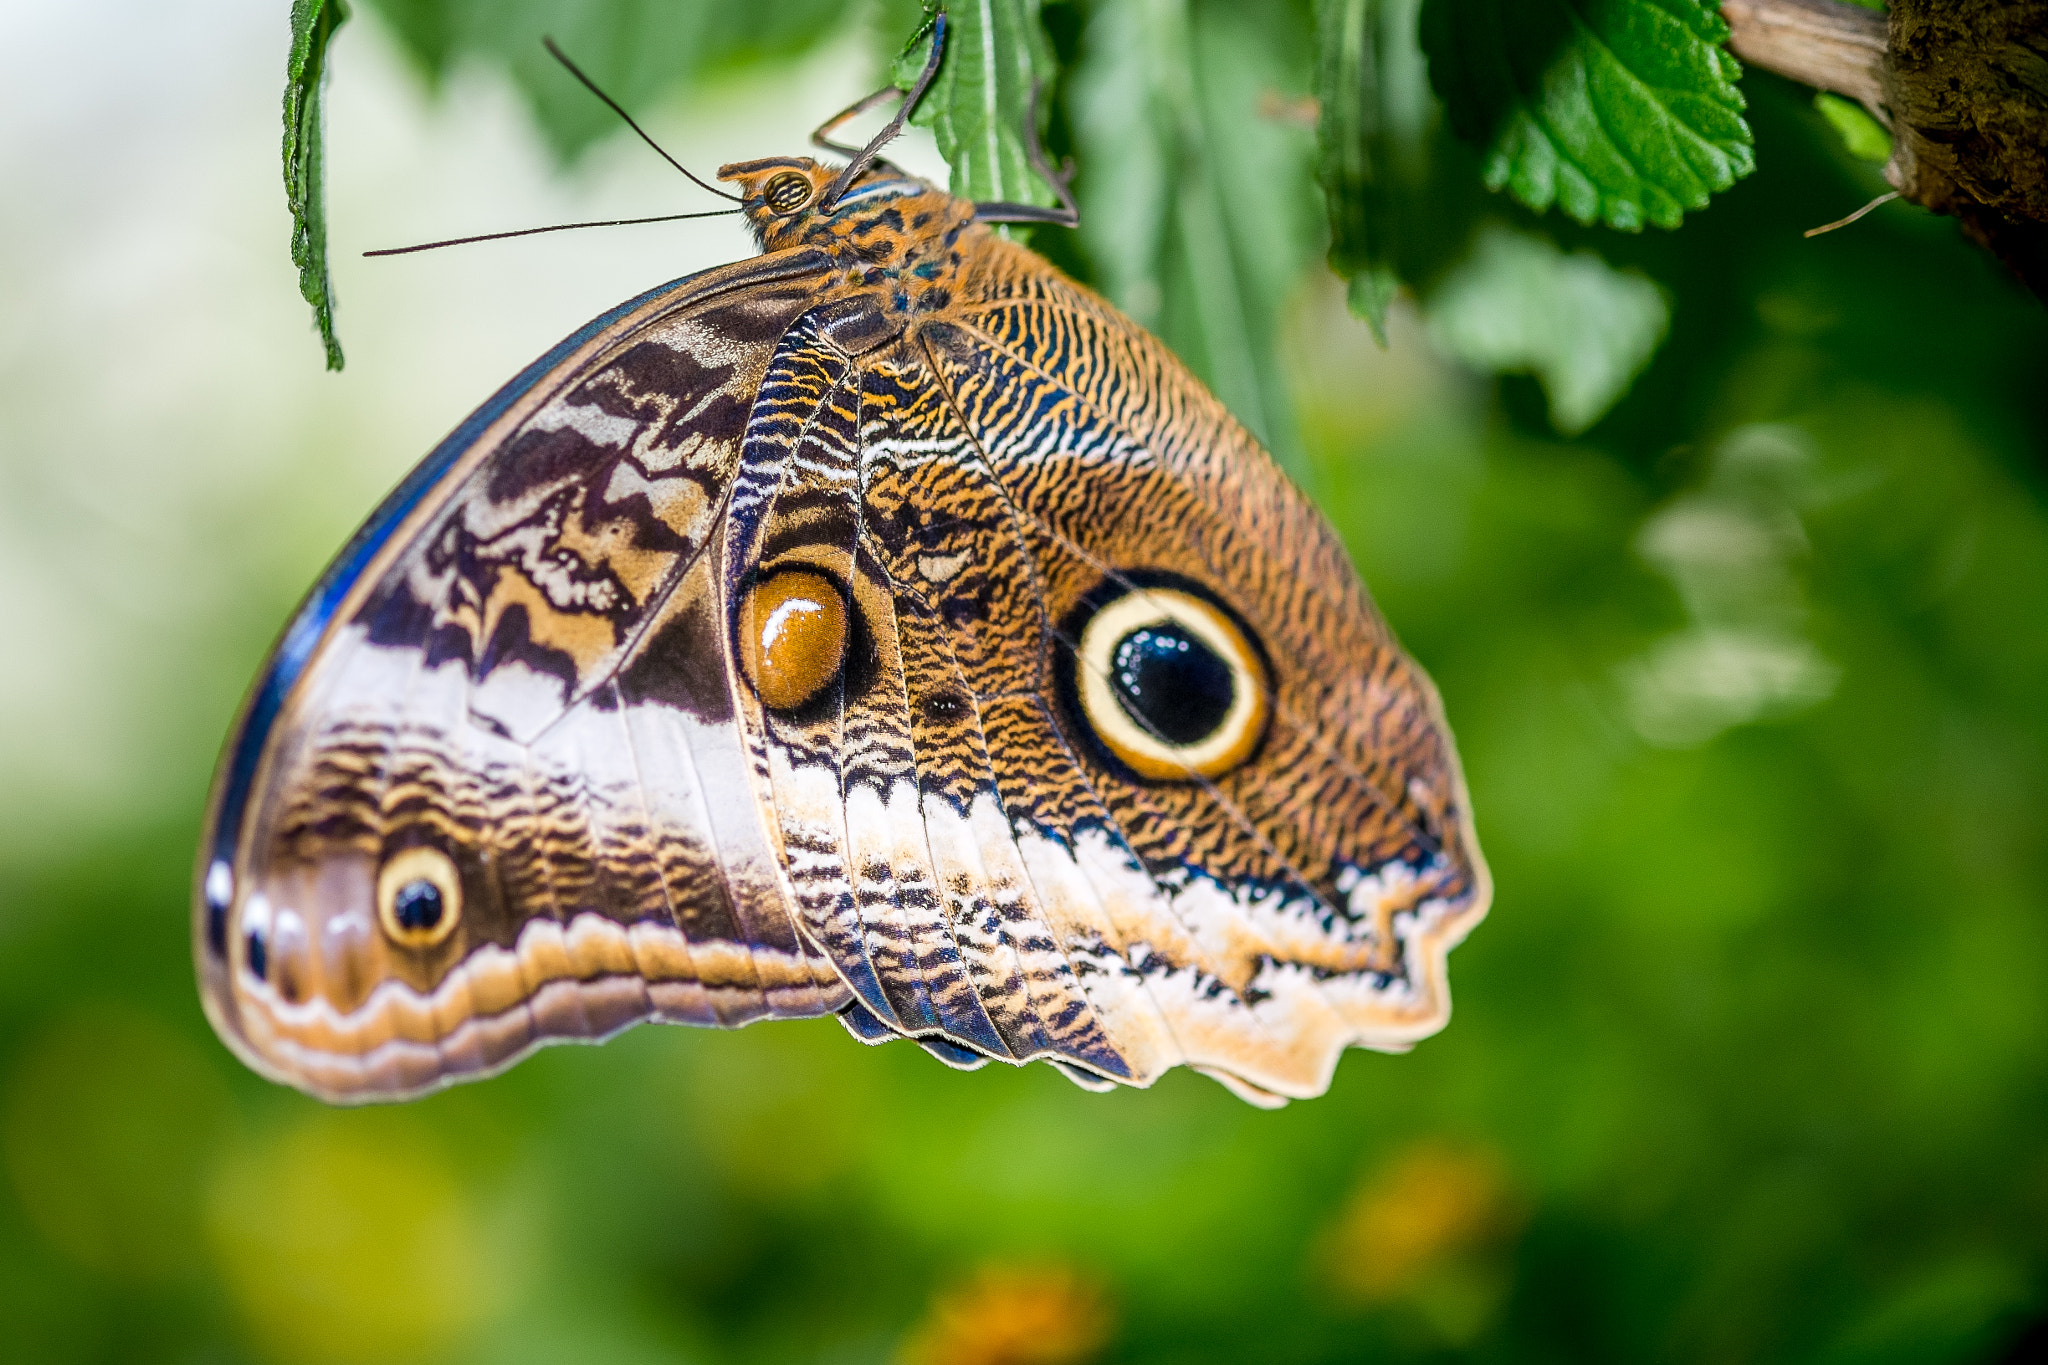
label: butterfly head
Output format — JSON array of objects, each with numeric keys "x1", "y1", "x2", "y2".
[{"x1": 720, "y1": 156, "x2": 971, "y2": 267}]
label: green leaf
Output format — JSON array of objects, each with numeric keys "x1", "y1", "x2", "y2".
[
  {"x1": 1313, "y1": 0, "x2": 1397, "y2": 342},
  {"x1": 1424, "y1": 223, "x2": 1669, "y2": 433},
  {"x1": 1069, "y1": 0, "x2": 1322, "y2": 481},
  {"x1": 1814, "y1": 92, "x2": 1892, "y2": 164},
  {"x1": 1419, "y1": 0, "x2": 1753, "y2": 231},
  {"x1": 285, "y1": 0, "x2": 350, "y2": 371},
  {"x1": 891, "y1": 1, "x2": 1060, "y2": 208}
]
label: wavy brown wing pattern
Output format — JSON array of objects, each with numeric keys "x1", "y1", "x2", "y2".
[{"x1": 196, "y1": 157, "x2": 1487, "y2": 1106}]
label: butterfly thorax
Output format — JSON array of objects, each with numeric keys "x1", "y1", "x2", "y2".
[{"x1": 720, "y1": 156, "x2": 982, "y2": 317}]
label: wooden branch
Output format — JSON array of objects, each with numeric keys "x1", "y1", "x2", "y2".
[
  {"x1": 1885, "y1": 0, "x2": 2048, "y2": 299},
  {"x1": 1721, "y1": 0, "x2": 2048, "y2": 304},
  {"x1": 1721, "y1": 0, "x2": 1888, "y2": 113}
]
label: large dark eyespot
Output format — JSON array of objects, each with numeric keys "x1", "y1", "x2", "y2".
[
  {"x1": 1074, "y1": 586, "x2": 1270, "y2": 781},
  {"x1": 762, "y1": 171, "x2": 814, "y2": 214},
  {"x1": 1112, "y1": 626, "x2": 1235, "y2": 744},
  {"x1": 739, "y1": 569, "x2": 848, "y2": 711},
  {"x1": 376, "y1": 845, "x2": 462, "y2": 949}
]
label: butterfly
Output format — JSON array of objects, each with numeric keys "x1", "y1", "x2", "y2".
[{"x1": 195, "y1": 16, "x2": 1489, "y2": 1108}]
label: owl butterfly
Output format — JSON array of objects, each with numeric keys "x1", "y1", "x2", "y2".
[{"x1": 196, "y1": 21, "x2": 1488, "y2": 1108}]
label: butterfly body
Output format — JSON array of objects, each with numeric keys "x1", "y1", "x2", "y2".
[{"x1": 197, "y1": 156, "x2": 1488, "y2": 1106}]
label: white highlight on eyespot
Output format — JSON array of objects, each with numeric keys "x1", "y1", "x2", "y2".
[{"x1": 761, "y1": 596, "x2": 823, "y2": 651}]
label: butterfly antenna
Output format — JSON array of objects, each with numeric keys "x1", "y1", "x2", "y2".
[
  {"x1": 819, "y1": 11, "x2": 948, "y2": 213},
  {"x1": 541, "y1": 36, "x2": 742, "y2": 203},
  {"x1": 364, "y1": 208, "x2": 739, "y2": 257}
]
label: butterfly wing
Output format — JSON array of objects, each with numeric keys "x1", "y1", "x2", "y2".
[
  {"x1": 796, "y1": 244, "x2": 1491, "y2": 1104},
  {"x1": 195, "y1": 250, "x2": 858, "y2": 1101},
  {"x1": 198, "y1": 223, "x2": 1486, "y2": 1108}
]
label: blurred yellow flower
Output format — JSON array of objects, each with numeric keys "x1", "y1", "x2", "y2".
[
  {"x1": 897, "y1": 1263, "x2": 1113, "y2": 1365},
  {"x1": 1316, "y1": 1139, "x2": 1522, "y2": 1307}
]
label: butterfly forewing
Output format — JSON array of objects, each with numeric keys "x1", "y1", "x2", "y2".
[{"x1": 200, "y1": 254, "x2": 850, "y2": 1098}]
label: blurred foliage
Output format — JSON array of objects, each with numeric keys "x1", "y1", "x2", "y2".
[
  {"x1": 1815, "y1": 92, "x2": 1894, "y2": 165},
  {"x1": 1067, "y1": 0, "x2": 1320, "y2": 470},
  {"x1": 362, "y1": 0, "x2": 881, "y2": 157},
  {"x1": 268, "y1": 0, "x2": 1926, "y2": 480},
  {"x1": 1423, "y1": 224, "x2": 1669, "y2": 435},
  {"x1": 1312, "y1": 0, "x2": 1406, "y2": 340},
  {"x1": 278, "y1": 0, "x2": 1796, "y2": 438},
  {"x1": 14, "y1": 0, "x2": 2048, "y2": 1363}
]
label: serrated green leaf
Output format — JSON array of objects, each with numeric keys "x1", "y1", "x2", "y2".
[
  {"x1": 890, "y1": 1, "x2": 1059, "y2": 208},
  {"x1": 1419, "y1": 0, "x2": 1753, "y2": 231},
  {"x1": 1425, "y1": 223, "x2": 1669, "y2": 433},
  {"x1": 1069, "y1": 0, "x2": 1322, "y2": 482},
  {"x1": 285, "y1": 0, "x2": 349, "y2": 371},
  {"x1": 1815, "y1": 93, "x2": 1891, "y2": 164}
]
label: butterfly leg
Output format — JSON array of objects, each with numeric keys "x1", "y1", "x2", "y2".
[
  {"x1": 811, "y1": 85, "x2": 906, "y2": 158},
  {"x1": 972, "y1": 80, "x2": 1080, "y2": 229}
]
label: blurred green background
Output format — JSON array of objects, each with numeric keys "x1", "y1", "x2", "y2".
[{"x1": 3, "y1": 1, "x2": 2046, "y2": 1362}]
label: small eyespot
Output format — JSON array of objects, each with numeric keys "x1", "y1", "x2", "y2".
[
  {"x1": 376, "y1": 845, "x2": 463, "y2": 949},
  {"x1": 762, "y1": 171, "x2": 814, "y2": 215},
  {"x1": 1073, "y1": 586, "x2": 1270, "y2": 781},
  {"x1": 921, "y1": 690, "x2": 970, "y2": 723},
  {"x1": 740, "y1": 570, "x2": 849, "y2": 712}
]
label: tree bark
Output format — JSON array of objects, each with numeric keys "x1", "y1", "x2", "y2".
[
  {"x1": 1722, "y1": 0, "x2": 2048, "y2": 302},
  {"x1": 1885, "y1": 0, "x2": 2048, "y2": 298}
]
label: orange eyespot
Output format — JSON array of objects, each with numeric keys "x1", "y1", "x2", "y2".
[
  {"x1": 1074, "y1": 587, "x2": 1270, "y2": 782},
  {"x1": 741, "y1": 570, "x2": 849, "y2": 711},
  {"x1": 376, "y1": 845, "x2": 463, "y2": 949},
  {"x1": 763, "y1": 171, "x2": 814, "y2": 215}
]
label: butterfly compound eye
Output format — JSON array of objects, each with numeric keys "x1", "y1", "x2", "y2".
[
  {"x1": 376, "y1": 845, "x2": 463, "y2": 949},
  {"x1": 762, "y1": 171, "x2": 814, "y2": 214},
  {"x1": 741, "y1": 570, "x2": 849, "y2": 712},
  {"x1": 1074, "y1": 587, "x2": 1270, "y2": 781}
]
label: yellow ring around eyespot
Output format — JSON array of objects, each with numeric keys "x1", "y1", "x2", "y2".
[
  {"x1": 741, "y1": 570, "x2": 849, "y2": 712},
  {"x1": 1076, "y1": 587, "x2": 1270, "y2": 782},
  {"x1": 375, "y1": 845, "x2": 463, "y2": 950}
]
